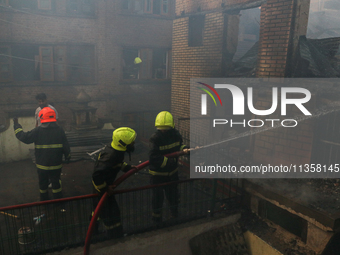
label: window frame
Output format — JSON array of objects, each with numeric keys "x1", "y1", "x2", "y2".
[
  {"x1": 0, "y1": 0, "x2": 9, "y2": 6},
  {"x1": 39, "y1": 46, "x2": 54, "y2": 81},
  {"x1": 188, "y1": 15, "x2": 206, "y2": 47},
  {"x1": 66, "y1": 0, "x2": 95, "y2": 16},
  {"x1": 143, "y1": 0, "x2": 170, "y2": 15},
  {"x1": 0, "y1": 46, "x2": 12, "y2": 82},
  {"x1": 122, "y1": 47, "x2": 171, "y2": 81},
  {"x1": 37, "y1": 0, "x2": 52, "y2": 10},
  {"x1": 1, "y1": 44, "x2": 95, "y2": 84}
]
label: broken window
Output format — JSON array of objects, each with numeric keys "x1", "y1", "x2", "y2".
[
  {"x1": 222, "y1": 7, "x2": 260, "y2": 77},
  {"x1": 122, "y1": 49, "x2": 140, "y2": 79},
  {"x1": 2, "y1": 44, "x2": 95, "y2": 83},
  {"x1": 307, "y1": 0, "x2": 340, "y2": 39},
  {"x1": 324, "y1": 0, "x2": 340, "y2": 10},
  {"x1": 188, "y1": 15, "x2": 205, "y2": 47},
  {"x1": 152, "y1": 49, "x2": 168, "y2": 79},
  {"x1": 232, "y1": 8, "x2": 260, "y2": 62},
  {"x1": 122, "y1": 48, "x2": 171, "y2": 80}
]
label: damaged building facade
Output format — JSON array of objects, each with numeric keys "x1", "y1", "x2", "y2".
[
  {"x1": 171, "y1": 0, "x2": 340, "y2": 254},
  {"x1": 0, "y1": 0, "x2": 175, "y2": 140}
]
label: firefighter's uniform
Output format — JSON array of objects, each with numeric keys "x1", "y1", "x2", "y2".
[
  {"x1": 14, "y1": 107, "x2": 70, "y2": 201},
  {"x1": 149, "y1": 111, "x2": 188, "y2": 223},
  {"x1": 92, "y1": 127, "x2": 136, "y2": 239}
]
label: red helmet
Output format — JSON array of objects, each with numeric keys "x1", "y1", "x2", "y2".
[{"x1": 39, "y1": 107, "x2": 56, "y2": 123}]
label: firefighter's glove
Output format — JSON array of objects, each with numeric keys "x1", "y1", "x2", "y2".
[
  {"x1": 107, "y1": 185, "x2": 116, "y2": 196},
  {"x1": 65, "y1": 155, "x2": 71, "y2": 164},
  {"x1": 168, "y1": 157, "x2": 178, "y2": 168},
  {"x1": 13, "y1": 117, "x2": 19, "y2": 125}
]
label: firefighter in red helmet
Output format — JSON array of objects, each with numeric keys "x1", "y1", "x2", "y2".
[{"x1": 14, "y1": 107, "x2": 70, "y2": 201}]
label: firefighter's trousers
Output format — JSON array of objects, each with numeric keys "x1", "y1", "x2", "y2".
[
  {"x1": 150, "y1": 174, "x2": 179, "y2": 222},
  {"x1": 93, "y1": 194, "x2": 123, "y2": 239},
  {"x1": 37, "y1": 168, "x2": 62, "y2": 201}
]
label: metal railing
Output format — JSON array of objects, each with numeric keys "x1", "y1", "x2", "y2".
[{"x1": 0, "y1": 177, "x2": 242, "y2": 255}]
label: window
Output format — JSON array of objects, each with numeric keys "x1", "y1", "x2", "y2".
[
  {"x1": 188, "y1": 15, "x2": 205, "y2": 47},
  {"x1": 39, "y1": 46, "x2": 54, "y2": 81},
  {"x1": 324, "y1": 0, "x2": 340, "y2": 10},
  {"x1": 150, "y1": 0, "x2": 168, "y2": 14},
  {"x1": 122, "y1": 48, "x2": 171, "y2": 80},
  {"x1": 1, "y1": 44, "x2": 95, "y2": 83},
  {"x1": 122, "y1": 0, "x2": 144, "y2": 14},
  {"x1": 8, "y1": 0, "x2": 55, "y2": 12},
  {"x1": 66, "y1": 0, "x2": 95, "y2": 16},
  {"x1": 0, "y1": 0, "x2": 9, "y2": 6},
  {"x1": 13, "y1": 0, "x2": 37, "y2": 10},
  {"x1": 123, "y1": 0, "x2": 170, "y2": 15},
  {"x1": 67, "y1": 45, "x2": 95, "y2": 83},
  {"x1": 37, "y1": 0, "x2": 51, "y2": 10},
  {"x1": 0, "y1": 46, "x2": 11, "y2": 82}
]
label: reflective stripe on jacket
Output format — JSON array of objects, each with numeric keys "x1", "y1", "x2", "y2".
[
  {"x1": 14, "y1": 122, "x2": 70, "y2": 170},
  {"x1": 149, "y1": 128, "x2": 188, "y2": 174}
]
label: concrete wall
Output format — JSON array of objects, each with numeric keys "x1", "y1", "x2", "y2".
[
  {"x1": 0, "y1": 117, "x2": 35, "y2": 163},
  {"x1": 244, "y1": 231, "x2": 283, "y2": 255}
]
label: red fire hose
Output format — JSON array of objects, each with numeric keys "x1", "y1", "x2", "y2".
[{"x1": 83, "y1": 150, "x2": 187, "y2": 255}]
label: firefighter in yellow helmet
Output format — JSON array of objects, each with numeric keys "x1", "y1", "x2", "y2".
[
  {"x1": 92, "y1": 127, "x2": 136, "y2": 238},
  {"x1": 149, "y1": 111, "x2": 189, "y2": 225}
]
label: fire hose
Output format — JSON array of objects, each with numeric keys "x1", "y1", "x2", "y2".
[{"x1": 83, "y1": 148, "x2": 197, "y2": 255}]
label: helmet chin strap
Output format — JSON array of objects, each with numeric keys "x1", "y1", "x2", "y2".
[{"x1": 126, "y1": 144, "x2": 135, "y2": 161}]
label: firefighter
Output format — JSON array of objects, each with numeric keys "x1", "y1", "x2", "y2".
[
  {"x1": 149, "y1": 111, "x2": 189, "y2": 224},
  {"x1": 14, "y1": 107, "x2": 70, "y2": 201},
  {"x1": 92, "y1": 127, "x2": 137, "y2": 239}
]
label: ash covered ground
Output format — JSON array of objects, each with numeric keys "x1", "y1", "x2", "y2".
[{"x1": 250, "y1": 178, "x2": 340, "y2": 215}]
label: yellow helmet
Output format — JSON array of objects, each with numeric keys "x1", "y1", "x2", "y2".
[
  {"x1": 155, "y1": 111, "x2": 174, "y2": 130},
  {"x1": 111, "y1": 127, "x2": 137, "y2": 151},
  {"x1": 134, "y1": 57, "x2": 142, "y2": 64}
]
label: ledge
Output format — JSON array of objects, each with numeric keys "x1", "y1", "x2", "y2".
[{"x1": 244, "y1": 179, "x2": 340, "y2": 231}]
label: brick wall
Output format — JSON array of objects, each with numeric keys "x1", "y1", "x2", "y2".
[
  {"x1": 171, "y1": 12, "x2": 225, "y2": 135},
  {"x1": 253, "y1": 0, "x2": 315, "y2": 165},
  {"x1": 171, "y1": 0, "x2": 263, "y2": 136},
  {"x1": 0, "y1": 0, "x2": 174, "y2": 131},
  {"x1": 171, "y1": 0, "x2": 316, "y2": 165},
  {"x1": 256, "y1": 0, "x2": 295, "y2": 77}
]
